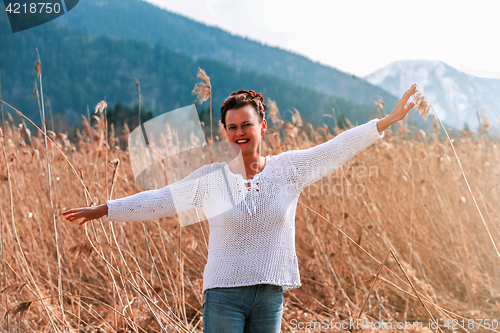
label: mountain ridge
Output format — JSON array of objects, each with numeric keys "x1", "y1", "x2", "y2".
[{"x1": 365, "y1": 59, "x2": 500, "y2": 130}]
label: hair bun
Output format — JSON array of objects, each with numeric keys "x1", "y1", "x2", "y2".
[
  {"x1": 220, "y1": 89, "x2": 267, "y2": 127},
  {"x1": 228, "y1": 90, "x2": 266, "y2": 113}
]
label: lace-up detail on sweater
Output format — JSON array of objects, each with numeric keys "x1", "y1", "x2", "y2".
[
  {"x1": 235, "y1": 175, "x2": 262, "y2": 215},
  {"x1": 106, "y1": 119, "x2": 384, "y2": 294}
]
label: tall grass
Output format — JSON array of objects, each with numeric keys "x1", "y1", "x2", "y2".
[{"x1": 1, "y1": 73, "x2": 500, "y2": 332}]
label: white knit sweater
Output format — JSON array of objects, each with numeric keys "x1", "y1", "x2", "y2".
[{"x1": 106, "y1": 118, "x2": 384, "y2": 294}]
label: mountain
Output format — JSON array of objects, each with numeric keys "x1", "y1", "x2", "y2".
[
  {"x1": 52, "y1": 0, "x2": 401, "y2": 109},
  {"x1": 0, "y1": 13, "x2": 378, "y2": 129},
  {"x1": 365, "y1": 60, "x2": 500, "y2": 130}
]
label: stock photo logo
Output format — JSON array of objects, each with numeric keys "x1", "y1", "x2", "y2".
[
  {"x1": 128, "y1": 104, "x2": 241, "y2": 227},
  {"x1": 3, "y1": 0, "x2": 79, "y2": 32}
]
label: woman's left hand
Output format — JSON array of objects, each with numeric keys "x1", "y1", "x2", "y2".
[
  {"x1": 62, "y1": 203, "x2": 108, "y2": 225},
  {"x1": 389, "y1": 83, "x2": 417, "y2": 122}
]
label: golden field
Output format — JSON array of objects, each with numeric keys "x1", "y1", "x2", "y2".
[{"x1": 1, "y1": 70, "x2": 500, "y2": 332}]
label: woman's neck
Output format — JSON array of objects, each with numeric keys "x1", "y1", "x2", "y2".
[{"x1": 227, "y1": 152, "x2": 266, "y2": 180}]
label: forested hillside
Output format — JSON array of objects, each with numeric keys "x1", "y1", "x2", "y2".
[
  {"x1": 0, "y1": 13, "x2": 382, "y2": 129},
  {"x1": 54, "y1": 0, "x2": 399, "y2": 108}
]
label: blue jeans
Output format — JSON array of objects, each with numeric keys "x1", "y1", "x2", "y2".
[{"x1": 203, "y1": 284, "x2": 284, "y2": 333}]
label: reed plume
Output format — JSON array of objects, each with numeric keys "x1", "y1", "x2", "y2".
[
  {"x1": 0, "y1": 283, "x2": 26, "y2": 296},
  {"x1": 192, "y1": 67, "x2": 212, "y2": 141},
  {"x1": 266, "y1": 98, "x2": 284, "y2": 129},
  {"x1": 4, "y1": 301, "x2": 32, "y2": 320},
  {"x1": 68, "y1": 242, "x2": 96, "y2": 258},
  {"x1": 412, "y1": 89, "x2": 430, "y2": 121},
  {"x1": 95, "y1": 100, "x2": 107, "y2": 115}
]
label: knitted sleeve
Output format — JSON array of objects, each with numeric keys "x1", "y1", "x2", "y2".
[
  {"x1": 105, "y1": 164, "x2": 210, "y2": 222},
  {"x1": 281, "y1": 118, "x2": 384, "y2": 192}
]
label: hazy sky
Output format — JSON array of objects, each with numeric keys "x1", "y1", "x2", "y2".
[{"x1": 143, "y1": 0, "x2": 500, "y2": 79}]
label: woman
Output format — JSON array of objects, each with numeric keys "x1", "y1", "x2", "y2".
[{"x1": 63, "y1": 84, "x2": 417, "y2": 332}]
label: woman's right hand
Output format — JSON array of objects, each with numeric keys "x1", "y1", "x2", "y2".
[{"x1": 62, "y1": 203, "x2": 108, "y2": 225}]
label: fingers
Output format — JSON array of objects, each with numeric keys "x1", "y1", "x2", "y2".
[
  {"x1": 62, "y1": 207, "x2": 87, "y2": 216},
  {"x1": 62, "y1": 208, "x2": 79, "y2": 215},
  {"x1": 63, "y1": 207, "x2": 98, "y2": 225},
  {"x1": 399, "y1": 84, "x2": 417, "y2": 108},
  {"x1": 64, "y1": 213, "x2": 80, "y2": 221},
  {"x1": 404, "y1": 84, "x2": 417, "y2": 98},
  {"x1": 63, "y1": 209, "x2": 85, "y2": 222},
  {"x1": 62, "y1": 208, "x2": 88, "y2": 223},
  {"x1": 405, "y1": 83, "x2": 417, "y2": 100},
  {"x1": 401, "y1": 84, "x2": 416, "y2": 98},
  {"x1": 390, "y1": 84, "x2": 418, "y2": 121},
  {"x1": 405, "y1": 102, "x2": 415, "y2": 113},
  {"x1": 396, "y1": 84, "x2": 417, "y2": 108}
]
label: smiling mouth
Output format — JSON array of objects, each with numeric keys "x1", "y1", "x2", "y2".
[{"x1": 236, "y1": 139, "x2": 249, "y2": 144}]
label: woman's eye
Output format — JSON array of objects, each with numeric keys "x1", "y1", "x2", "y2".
[{"x1": 228, "y1": 124, "x2": 250, "y2": 129}]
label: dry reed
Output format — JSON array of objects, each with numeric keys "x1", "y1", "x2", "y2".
[
  {"x1": 0, "y1": 80, "x2": 499, "y2": 332},
  {"x1": 192, "y1": 67, "x2": 212, "y2": 142}
]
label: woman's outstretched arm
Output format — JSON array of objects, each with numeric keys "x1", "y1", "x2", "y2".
[
  {"x1": 62, "y1": 163, "x2": 211, "y2": 225},
  {"x1": 281, "y1": 117, "x2": 384, "y2": 191},
  {"x1": 279, "y1": 84, "x2": 417, "y2": 192}
]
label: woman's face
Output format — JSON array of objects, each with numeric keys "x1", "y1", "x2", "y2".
[{"x1": 225, "y1": 104, "x2": 266, "y2": 155}]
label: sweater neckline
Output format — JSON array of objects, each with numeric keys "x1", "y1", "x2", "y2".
[{"x1": 224, "y1": 155, "x2": 270, "y2": 183}]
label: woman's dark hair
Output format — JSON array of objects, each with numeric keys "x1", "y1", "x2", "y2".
[{"x1": 220, "y1": 90, "x2": 266, "y2": 128}]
